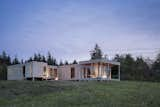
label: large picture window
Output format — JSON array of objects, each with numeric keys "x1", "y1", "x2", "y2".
[
  {"x1": 49, "y1": 68, "x2": 54, "y2": 78},
  {"x1": 54, "y1": 69, "x2": 58, "y2": 78}
]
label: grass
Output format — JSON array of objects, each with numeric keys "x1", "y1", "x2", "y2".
[{"x1": 0, "y1": 80, "x2": 160, "y2": 107}]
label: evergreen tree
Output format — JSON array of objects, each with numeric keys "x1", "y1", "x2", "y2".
[
  {"x1": 1, "y1": 51, "x2": 7, "y2": 64},
  {"x1": 28, "y1": 57, "x2": 33, "y2": 62},
  {"x1": 152, "y1": 53, "x2": 160, "y2": 70},
  {"x1": 0, "y1": 64, "x2": 7, "y2": 80},
  {"x1": 91, "y1": 44, "x2": 103, "y2": 59},
  {"x1": 33, "y1": 53, "x2": 38, "y2": 61},
  {"x1": 6, "y1": 55, "x2": 11, "y2": 65},
  {"x1": 114, "y1": 54, "x2": 152, "y2": 81},
  {"x1": 47, "y1": 52, "x2": 52, "y2": 65},
  {"x1": 37, "y1": 53, "x2": 41, "y2": 61},
  {"x1": 0, "y1": 51, "x2": 10, "y2": 80},
  {"x1": 59, "y1": 60, "x2": 64, "y2": 66},
  {"x1": 21, "y1": 59, "x2": 24, "y2": 64},
  {"x1": 152, "y1": 53, "x2": 160, "y2": 81},
  {"x1": 122, "y1": 54, "x2": 135, "y2": 80},
  {"x1": 12, "y1": 56, "x2": 20, "y2": 65},
  {"x1": 73, "y1": 60, "x2": 78, "y2": 64},
  {"x1": 42, "y1": 55, "x2": 46, "y2": 62},
  {"x1": 114, "y1": 54, "x2": 122, "y2": 62},
  {"x1": 53, "y1": 59, "x2": 58, "y2": 66},
  {"x1": 65, "y1": 60, "x2": 69, "y2": 65},
  {"x1": 0, "y1": 54, "x2": 2, "y2": 64},
  {"x1": 114, "y1": 54, "x2": 135, "y2": 80},
  {"x1": 51, "y1": 57, "x2": 54, "y2": 65},
  {"x1": 135, "y1": 57, "x2": 150, "y2": 80}
]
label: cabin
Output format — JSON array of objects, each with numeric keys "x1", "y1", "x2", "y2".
[
  {"x1": 7, "y1": 59, "x2": 120, "y2": 81},
  {"x1": 7, "y1": 45, "x2": 120, "y2": 81}
]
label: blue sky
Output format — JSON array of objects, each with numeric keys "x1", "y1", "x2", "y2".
[{"x1": 1, "y1": 0, "x2": 160, "y2": 62}]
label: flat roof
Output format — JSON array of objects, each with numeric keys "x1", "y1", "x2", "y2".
[{"x1": 79, "y1": 59, "x2": 120, "y2": 65}]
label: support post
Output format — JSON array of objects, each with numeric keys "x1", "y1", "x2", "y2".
[
  {"x1": 31, "y1": 62, "x2": 34, "y2": 81},
  {"x1": 110, "y1": 65, "x2": 112, "y2": 80},
  {"x1": 118, "y1": 64, "x2": 120, "y2": 81},
  {"x1": 107, "y1": 63, "x2": 110, "y2": 80},
  {"x1": 98, "y1": 63, "x2": 99, "y2": 77}
]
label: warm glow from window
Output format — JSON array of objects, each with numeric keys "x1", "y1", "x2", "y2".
[
  {"x1": 55, "y1": 77, "x2": 58, "y2": 80},
  {"x1": 102, "y1": 75, "x2": 107, "y2": 78}
]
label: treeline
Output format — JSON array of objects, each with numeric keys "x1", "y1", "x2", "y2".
[
  {"x1": 26, "y1": 52, "x2": 58, "y2": 66},
  {"x1": 0, "y1": 50, "x2": 160, "y2": 81},
  {"x1": 0, "y1": 51, "x2": 78, "y2": 80},
  {"x1": 25, "y1": 52, "x2": 77, "y2": 65},
  {"x1": 0, "y1": 51, "x2": 11, "y2": 80},
  {"x1": 114, "y1": 53, "x2": 160, "y2": 81}
]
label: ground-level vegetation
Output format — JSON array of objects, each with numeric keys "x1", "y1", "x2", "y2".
[{"x1": 0, "y1": 80, "x2": 160, "y2": 107}]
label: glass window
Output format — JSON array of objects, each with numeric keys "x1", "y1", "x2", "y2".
[{"x1": 71, "y1": 67, "x2": 75, "y2": 78}]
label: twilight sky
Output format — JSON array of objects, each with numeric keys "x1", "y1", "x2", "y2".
[{"x1": 1, "y1": 0, "x2": 160, "y2": 62}]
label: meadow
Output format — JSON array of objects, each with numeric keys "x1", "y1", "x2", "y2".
[{"x1": 0, "y1": 80, "x2": 160, "y2": 107}]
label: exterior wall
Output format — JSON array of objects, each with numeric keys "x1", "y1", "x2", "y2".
[
  {"x1": 7, "y1": 60, "x2": 120, "y2": 81},
  {"x1": 47, "y1": 65, "x2": 58, "y2": 80},
  {"x1": 25, "y1": 62, "x2": 33, "y2": 78},
  {"x1": 80, "y1": 63, "x2": 113, "y2": 80},
  {"x1": 7, "y1": 61, "x2": 59, "y2": 80},
  {"x1": 24, "y1": 61, "x2": 48, "y2": 79},
  {"x1": 33, "y1": 62, "x2": 47, "y2": 78},
  {"x1": 58, "y1": 64, "x2": 81, "y2": 80},
  {"x1": 7, "y1": 64, "x2": 24, "y2": 80}
]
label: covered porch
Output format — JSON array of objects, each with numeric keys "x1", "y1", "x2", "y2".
[{"x1": 79, "y1": 59, "x2": 120, "y2": 81}]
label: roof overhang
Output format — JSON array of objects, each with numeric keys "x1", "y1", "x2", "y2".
[{"x1": 79, "y1": 59, "x2": 120, "y2": 65}]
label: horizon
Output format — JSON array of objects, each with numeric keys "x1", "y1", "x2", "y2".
[{"x1": 1, "y1": 0, "x2": 160, "y2": 62}]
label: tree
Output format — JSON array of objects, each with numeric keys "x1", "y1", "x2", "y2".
[
  {"x1": 90, "y1": 44, "x2": 103, "y2": 59},
  {"x1": 152, "y1": 53, "x2": 160, "y2": 81},
  {"x1": 113, "y1": 54, "x2": 152, "y2": 81},
  {"x1": 33, "y1": 53, "x2": 38, "y2": 61},
  {"x1": 47, "y1": 52, "x2": 52, "y2": 65},
  {"x1": 21, "y1": 59, "x2": 24, "y2": 64},
  {"x1": 53, "y1": 59, "x2": 58, "y2": 66},
  {"x1": 135, "y1": 57, "x2": 150, "y2": 80},
  {"x1": 7, "y1": 56, "x2": 11, "y2": 65},
  {"x1": 114, "y1": 54, "x2": 123, "y2": 62},
  {"x1": 0, "y1": 51, "x2": 10, "y2": 80},
  {"x1": 73, "y1": 60, "x2": 78, "y2": 64},
  {"x1": 0, "y1": 51, "x2": 11, "y2": 65},
  {"x1": 37, "y1": 53, "x2": 42, "y2": 61},
  {"x1": 51, "y1": 57, "x2": 54, "y2": 65},
  {"x1": 28, "y1": 57, "x2": 33, "y2": 62},
  {"x1": 47, "y1": 52, "x2": 56, "y2": 65},
  {"x1": 12, "y1": 56, "x2": 20, "y2": 65},
  {"x1": 65, "y1": 60, "x2": 69, "y2": 65},
  {"x1": 0, "y1": 64, "x2": 7, "y2": 80},
  {"x1": 152, "y1": 53, "x2": 160, "y2": 70},
  {"x1": 59, "y1": 60, "x2": 64, "y2": 66},
  {"x1": 114, "y1": 54, "x2": 135, "y2": 80},
  {"x1": 42, "y1": 55, "x2": 46, "y2": 62}
]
